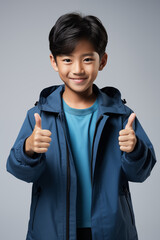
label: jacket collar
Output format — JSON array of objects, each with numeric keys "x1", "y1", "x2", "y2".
[
  {"x1": 38, "y1": 85, "x2": 64, "y2": 113},
  {"x1": 38, "y1": 84, "x2": 126, "y2": 115},
  {"x1": 93, "y1": 85, "x2": 126, "y2": 115}
]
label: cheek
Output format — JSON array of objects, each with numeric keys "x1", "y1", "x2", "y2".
[
  {"x1": 88, "y1": 65, "x2": 99, "y2": 78},
  {"x1": 92, "y1": 71, "x2": 98, "y2": 81},
  {"x1": 58, "y1": 67, "x2": 68, "y2": 77}
]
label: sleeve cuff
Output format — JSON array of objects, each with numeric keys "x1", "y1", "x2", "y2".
[
  {"x1": 125, "y1": 137, "x2": 145, "y2": 161},
  {"x1": 15, "y1": 139, "x2": 44, "y2": 166}
]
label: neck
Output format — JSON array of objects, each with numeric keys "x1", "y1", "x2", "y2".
[{"x1": 62, "y1": 86, "x2": 97, "y2": 109}]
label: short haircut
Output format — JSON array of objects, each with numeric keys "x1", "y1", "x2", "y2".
[{"x1": 49, "y1": 13, "x2": 108, "y2": 60}]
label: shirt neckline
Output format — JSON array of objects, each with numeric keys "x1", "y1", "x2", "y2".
[{"x1": 63, "y1": 99, "x2": 98, "y2": 116}]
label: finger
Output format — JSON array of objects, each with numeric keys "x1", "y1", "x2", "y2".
[
  {"x1": 34, "y1": 147, "x2": 49, "y2": 154},
  {"x1": 119, "y1": 135, "x2": 130, "y2": 142},
  {"x1": 34, "y1": 113, "x2": 42, "y2": 129},
  {"x1": 119, "y1": 129, "x2": 131, "y2": 136},
  {"x1": 40, "y1": 136, "x2": 52, "y2": 143},
  {"x1": 34, "y1": 134, "x2": 51, "y2": 144},
  {"x1": 36, "y1": 136, "x2": 52, "y2": 144},
  {"x1": 125, "y1": 113, "x2": 136, "y2": 130},
  {"x1": 120, "y1": 131, "x2": 135, "y2": 141},
  {"x1": 35, "y1": 142, "x2": 50, "y2": 149},
  {"x1": 41, "y1": 130, "x2": 52, "y2": 137},
  {"x1": 119, "y1": 141, "x2": 131, "y2": 146},
  {"x1": 120, "y1": 145, "x2": 131, "y2": 153}
]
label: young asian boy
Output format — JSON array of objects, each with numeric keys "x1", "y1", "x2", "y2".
[{"x1": 7, "y1": 13, "x2": 156, "y2": 240}]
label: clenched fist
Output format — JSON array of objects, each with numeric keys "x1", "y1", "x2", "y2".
[
  {"x1": 118, "y1": 113, "x2": 137, "y2": 153},
  {"x1": 25, "y1": 113, "x2": 52, "y2": 157}
]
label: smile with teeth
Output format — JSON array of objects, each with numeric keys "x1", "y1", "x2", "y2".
[{"x1": 69, "y1": 77, "x2": 87, "y2": 83}]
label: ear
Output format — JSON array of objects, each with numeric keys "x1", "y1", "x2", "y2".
[
  {"x1": 99, "y1": 53, "x2": 108, "y2": 71},
  {"x1": 50, "y1": 54, "x2": 58, "y2": 72}
]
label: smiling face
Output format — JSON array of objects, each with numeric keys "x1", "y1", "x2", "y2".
[{"x1": 50, "y1": 39, "x2": 107, "y2": 102}]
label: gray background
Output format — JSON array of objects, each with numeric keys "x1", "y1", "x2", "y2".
[{"x1": 1, "y1": 0, "x2": 160, "y2": 239}]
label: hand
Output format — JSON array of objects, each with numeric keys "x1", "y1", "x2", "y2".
[
  {"x1": 25, "y1": 113, "x2": 52, "y2": 157},
  {"x1": 118, "y1": 113, "x2": 137, "y2": 153}
]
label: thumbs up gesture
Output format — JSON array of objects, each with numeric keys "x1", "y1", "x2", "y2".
[
  {"x1": 25, "y1": 113, "x2": 52, "y2": 157},
  {"x1": 118, "y1": 113, "x2": 137, "y2": 153}
]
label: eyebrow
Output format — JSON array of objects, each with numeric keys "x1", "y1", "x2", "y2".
[
  {"x1": 61, "y1": 53, "x2": 95, "y2": 57},
  {"x1": 81, "y1": 53, "x2": 95, "y2": 57}
]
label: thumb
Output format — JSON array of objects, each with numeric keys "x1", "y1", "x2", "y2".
[
  {"x1": 125, "y1": 113, "x2": 136, "y2": 129},
  {"x1": 34, "y1": 113, "x2": 42, "y2": 129}
]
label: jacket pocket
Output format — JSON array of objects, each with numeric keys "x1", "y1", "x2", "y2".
[{"x1": 31, "y1": 186, "x2": 41, "y2": 230}]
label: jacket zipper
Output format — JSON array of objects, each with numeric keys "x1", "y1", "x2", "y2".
[
  {"x1": 32, "y1": 187, "x2": 41, "y2": 230},
  {"x1": 123, "y1": 187, "x2": 134, "y2": 225},
  {"x1": 60, "y1": 112, "x2": 103, "y2": 238},
  {"x1": 66, "y1": 144, "x2": 70, "y2": 240},
  {"x1": 91, "y1": 115, "x2": 103, "y2": 183},
  {"x1": 58, "y1": 113, "x2": 70, "y2": 240}
]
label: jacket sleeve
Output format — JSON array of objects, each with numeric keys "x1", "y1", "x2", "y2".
[
  {"x1": 121, "y1": 115, "x2": 156, "y2": 183},
  {"x1": 6, "y1": 107, "x2": 46, "y2": 183}
]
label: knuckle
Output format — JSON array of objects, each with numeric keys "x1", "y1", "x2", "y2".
[
  {"x1": 34, "y1": 142, "x2": 39, "y2": 148},
  {"x1": 34, "y1": 147, "x2": 39, "y2": 153},
  {"x1": 130, "y1": 140, "x2": 135, "y2": 147},
  {"x1": 125, "y1": 147, "x2": 130, "y2": 153},
  {"x1": 47, "y1": 137, "x2": 51, "y2": 143},
  {"x1": 119, "y1": 130, "x2": 122, "y2": 135},
  {"x1": 45, "y1": 130, "x2": 51, "y2": 135},
  {"x1": 47, "y1": 143, "x2": 50, "y2": 148},
  {"x1": 34, "y1": 135, "x2": 39, "y2": 141},
  {"x1": 34, "y1": 129, "x2": 40, "y2": 135},
  {"x1": 43, "y1": 148, "x2": 48, "y2": 153}
]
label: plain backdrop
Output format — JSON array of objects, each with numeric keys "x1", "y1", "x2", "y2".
[{"x1": 1, "y1": 0, "x2": 160, "y2": 239}]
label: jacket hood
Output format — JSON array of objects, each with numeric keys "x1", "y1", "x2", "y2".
[{"x1": 37, "y1": 84, "x2": 126, "y2": 115}]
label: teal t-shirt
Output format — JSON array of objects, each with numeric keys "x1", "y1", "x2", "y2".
[{"x1": 63, "y1": 99, "x2": 98, "y2": 228}]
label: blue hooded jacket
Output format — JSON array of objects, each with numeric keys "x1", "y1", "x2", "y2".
[{"x1": 7, "y1": 84, "x2": 156, "y2": 240}]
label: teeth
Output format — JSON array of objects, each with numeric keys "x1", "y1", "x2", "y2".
[{"x1": 71, "y1": 78, "x2": 86, "y2": 80}]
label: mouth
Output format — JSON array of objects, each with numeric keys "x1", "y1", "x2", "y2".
[{"x1": 69, "y1": 77, "x2": 88, "y2": 83}]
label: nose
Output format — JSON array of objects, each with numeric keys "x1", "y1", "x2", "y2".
[{"x1": 72, "y1": 61, "x2": 84, "y2": 75}]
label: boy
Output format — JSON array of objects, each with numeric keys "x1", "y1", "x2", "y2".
[{"x1": 7, "y1": 13, "x2": 156, "y2": 240}]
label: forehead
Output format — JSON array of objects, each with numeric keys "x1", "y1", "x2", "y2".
[
  {"x1": 73, "y1": 39, "x2": 96, "y2": 51},
  {"x1": 62, "y1": 39, "x2": 97, "y2": 56}
]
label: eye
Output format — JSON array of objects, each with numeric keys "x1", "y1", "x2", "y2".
[
  {"x1": 84, "y1": 58, "x2": 94, "y2": 62},
  {"x1": 63, "y1": 58, "x2": 71, "y2": 63}
]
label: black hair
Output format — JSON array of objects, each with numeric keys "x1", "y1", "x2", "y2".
[{"x1": 49, "y1": 13, "x2": 108, "y2": 60}]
